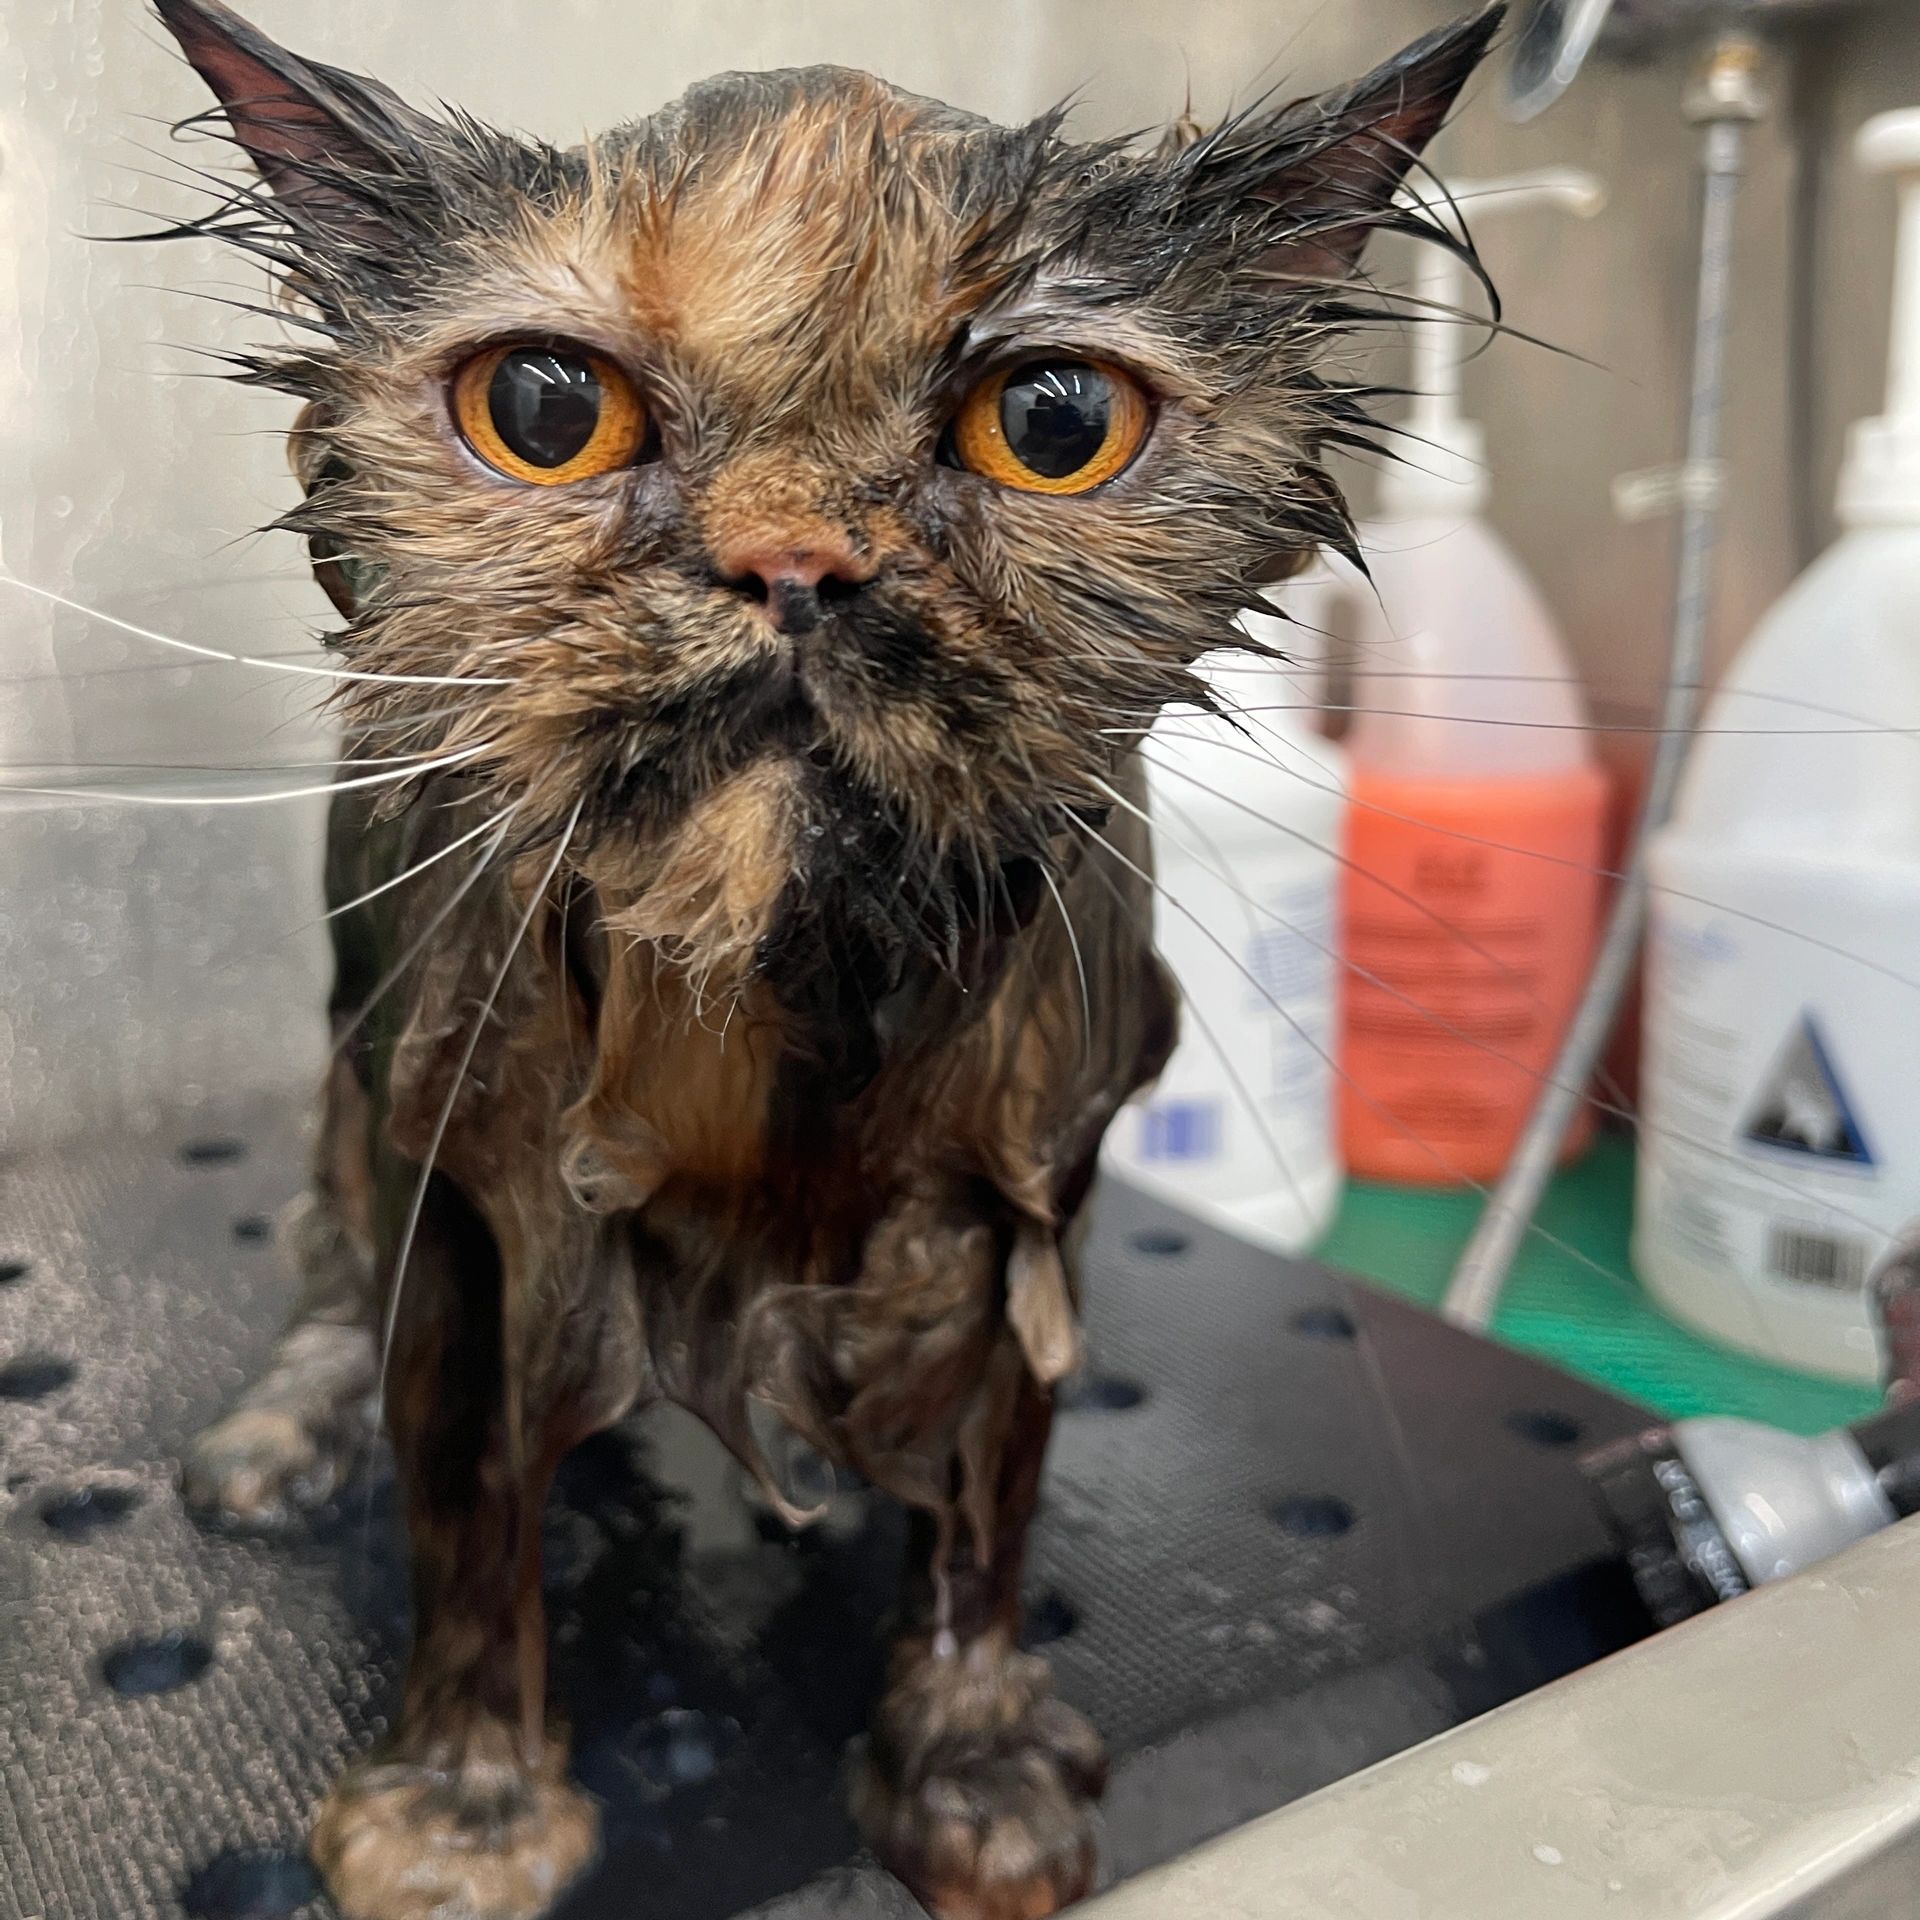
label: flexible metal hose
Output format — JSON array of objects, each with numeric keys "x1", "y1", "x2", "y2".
[{"x1": 1443, "y1": 35, "x2": 1765, "y2": 1328}]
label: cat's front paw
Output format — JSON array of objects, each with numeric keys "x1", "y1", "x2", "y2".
[
  {"x1": 181, "y1": 1322, "x2": 375, "y2": 1530},
  {"x1": 182, "y1": 1406, "x2": 347, "y2": 1529},
  {"x1": 855, "y1": 1640, "x2": 1106, "y2": 1920},
  {"x1": 311, "y1": 1750, "x2": 599, "y2": 1920}
]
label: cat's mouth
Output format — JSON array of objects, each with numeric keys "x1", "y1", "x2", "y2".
[{"x1": 734, "y1": 666, "x2": 817, "y2": 748}]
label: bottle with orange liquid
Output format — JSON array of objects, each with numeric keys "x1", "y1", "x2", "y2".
[{"x1": 1302, "y1": 171, "x2": 1610, "y2": 1185}]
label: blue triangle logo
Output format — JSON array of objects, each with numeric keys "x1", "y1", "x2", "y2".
[{"x1": 1739, "y1": 1012, "x2": 1875, "y2": 1167}]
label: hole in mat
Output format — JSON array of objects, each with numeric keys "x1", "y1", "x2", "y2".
[
  {"x1": 42, "y1": 1485, "x2": 140, "y2": 1536},
  {"x1": 1021, "y1": 1588, "x2": 1080, "y2": 1648},
  {"x1": 1505, "y1": 1410, "x2": 1584, "y2": 1449},
  {"x1": 101, "y1": 1630, "x2": 214, "y2": 1696},
  {"x1": 231, "y1": 1214, "x2": 273, "y2": 1244},
  {"x1": 1269, "y1": 1494, "x2": 1356, "y2": 1539},
  {"x1": 1291, "y1": 1305, "x2": 1357, "y2": 1342},
  {"x1": 180, "y1": 1849, "x2": 322, "y2": 1919},
  {"x1": 0, "y1": 1258, "x2": 27, "y2": 1285},
  {"x1": 0, "y1": 1357, "x2": 75, "y2": 1401},
  {"x1": 1056, "y1": 1373, "x2": 1147, "y2": 1413},
  {"x1": 1129, "y1": 1226, "x2": 1190, "y2": 1257},
  {"x1": 179, "y1": 1137, "x2": 247, "y2": 1167}
]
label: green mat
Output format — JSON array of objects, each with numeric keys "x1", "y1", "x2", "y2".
[{"x1": 1317, "y1": 1131, "x2": 1878, "y2": 1437}]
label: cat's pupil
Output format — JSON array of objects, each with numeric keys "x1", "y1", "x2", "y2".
[
  {"x1": 999, "y1": 362, "x2": 1112, "y2": 480},
  {"x1": 487, "y1": 348, "x2": 603, "y2": 468}
]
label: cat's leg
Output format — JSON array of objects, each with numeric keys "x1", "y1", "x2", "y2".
[
  {"x1": 310, "y1": 1173, "x2": 610, "y2": 1920},
  {"x1": 855, "y1": 1358, "x2": 1105, "y2": 1920},
  {"x1": 182, "y1": 1054, "x2": 380, "y2": 1528}
]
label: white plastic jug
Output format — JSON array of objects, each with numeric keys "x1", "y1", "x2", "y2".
[
  {"x1": 1100, "y1": 619, "x2": 1347, "y2": 1252},
  {"x1": 1636, "y1": 109, "x2": 1920, "y2": 1382}
]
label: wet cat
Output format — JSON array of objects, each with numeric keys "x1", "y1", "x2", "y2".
[{"x1": 152, "y1": 2, "x2": 1502, "y2": 1914}]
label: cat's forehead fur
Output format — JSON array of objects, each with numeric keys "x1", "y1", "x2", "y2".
[{"x1": 587, "y1": 68, "x2": 1050, "y2": 433}]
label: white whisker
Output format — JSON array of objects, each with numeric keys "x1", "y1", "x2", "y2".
[
  {"x1": 1040, "y1": 865, "x2": 1091, "y2": 1068},
  {"x1": 0, "y1": 738, "x2": 495, "y2": 808},
  {"x1": 376, "y1": 800, "x2": 581, "y2": 1421},
  {"x1": 0, "y1": 573, "x2": 512, "y2": 689},
  {"x1": 323, "y1": 805, "x2": 516, "y2": 921}
]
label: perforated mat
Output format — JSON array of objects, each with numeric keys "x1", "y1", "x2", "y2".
[{"x1": 0, "y1": 1103, "x2": 1653, "y2": 1920}]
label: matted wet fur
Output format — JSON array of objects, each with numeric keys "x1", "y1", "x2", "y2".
[{"x1": 154, "y1": 3, "x2": 1503, "y2": 1915}]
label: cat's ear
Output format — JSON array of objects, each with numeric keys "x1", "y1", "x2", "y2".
[
  {"x1": 154, "y1": 0, "x2": 428, "y2": 241},
  {"x1": 1188, "y1": 6, "x2": 1505, "y2": 283}
]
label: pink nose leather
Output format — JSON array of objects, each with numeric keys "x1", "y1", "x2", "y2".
[{"x1": 717, "y1": 540, "x2": 874, "y2": 602}]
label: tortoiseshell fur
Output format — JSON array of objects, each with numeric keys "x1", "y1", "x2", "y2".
[{"x1": 154, "y1": 3, "x2": 1501, "y2": 1915}]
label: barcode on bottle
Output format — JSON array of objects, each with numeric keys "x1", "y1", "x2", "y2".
[{"x1": 1767, "y1": 1226, "x2": 1868, "y2": 1291}]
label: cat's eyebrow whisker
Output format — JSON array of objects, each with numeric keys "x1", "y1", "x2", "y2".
[
  {"x1": 1096, "y1": 768, "x2": 1894, "y2": 1255},
  {"x1": 375, "y1": 800, "x2": 581, "y2": 1433},
  {"x1": 1, "y1": 575, "x2": 514, "y2": 689}
]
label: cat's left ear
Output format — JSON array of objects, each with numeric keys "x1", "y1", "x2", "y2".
[
  {"x1": 1185, "y1": 5, "x2": 1505, "y2": 283},
  {"x1": 155, "y1": 0, "x2": 429, "y2": 242}
]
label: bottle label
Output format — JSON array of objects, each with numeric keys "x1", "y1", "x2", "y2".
[
  {"x1": 1106, "y1": 849, "x2": 1339, "y2": 1234},
  {"x1": 1638, "y1": 882, "x2": 1920, "y2": 1351},
  {"x1": 1338, "y1": 771, "x2": 1605, "y2": 1177}
]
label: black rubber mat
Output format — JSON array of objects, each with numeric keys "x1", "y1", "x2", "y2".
[{"x1": 0, "y1": 1103, "x2": 1653, "y2": 1920}]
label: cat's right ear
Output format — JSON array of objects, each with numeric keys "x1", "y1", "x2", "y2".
[{"x1": 154, "y1": 0, "x2": 427, "y2": 242}]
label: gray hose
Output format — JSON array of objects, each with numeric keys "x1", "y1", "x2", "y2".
[{"x1": 1442, "y1": 38, "x2": 1764, "y2": 1329}]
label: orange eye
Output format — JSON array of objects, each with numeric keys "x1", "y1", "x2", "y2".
[
  {"x1": 452, "y1": 343, "x2": 649, "y2": 485},
  {"x1": 950, "y1": 358, "x2": 1150, "y2": 495}
]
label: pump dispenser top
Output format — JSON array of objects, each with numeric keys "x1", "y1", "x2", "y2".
[{"x1": 1838, "y1": 110, "x2": 1920, "y2": 527}]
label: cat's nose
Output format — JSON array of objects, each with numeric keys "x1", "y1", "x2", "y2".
[{"x1": 714, "y1": 539, "x2": 876, "y2": 637}]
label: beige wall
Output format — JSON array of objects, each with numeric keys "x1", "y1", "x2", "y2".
[{"x1": 2, "y1": 0, "x2": 1914, "y2": 1138}]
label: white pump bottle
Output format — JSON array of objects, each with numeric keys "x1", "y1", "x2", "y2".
[
  {"x1": 1638, "y1": 110, "x2": 1920, "y2": 1382},
  {"x1": 1098, "y1": 633, "x2": 1348, "y2": 1255}
]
